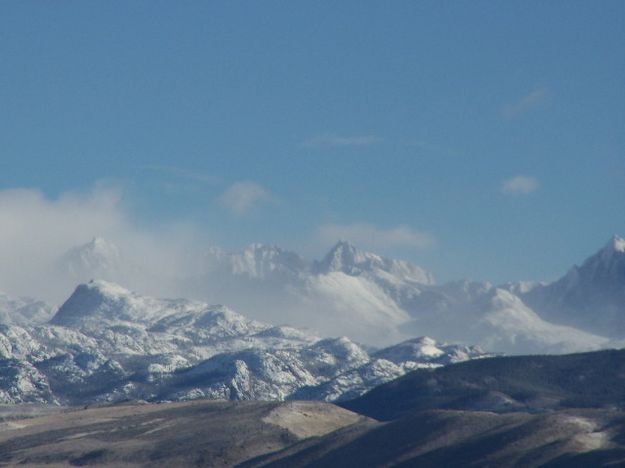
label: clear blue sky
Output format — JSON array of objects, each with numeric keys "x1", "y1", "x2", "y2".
[{"x1": 1, "y1": 1, "x2": 624, "y2": 283}]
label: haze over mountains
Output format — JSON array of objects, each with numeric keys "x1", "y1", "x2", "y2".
[
  {"x1": 0, "y1": 234, "x2": 623, "y2": 407},
  {"x1": 0, "y1": 235, "x2": 623, "y2": 465},
  {"x1": 15, "y1": 234, "x2": 623, "y2": 353}
]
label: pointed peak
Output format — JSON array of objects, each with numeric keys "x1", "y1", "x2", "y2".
[
  {"x1": 315, "y1": 240, "x2": 434, "y2": 284},
  {"x1": 597, "y1": 234, "x2": 625, "y2": 264},
  {"x1": 49, "y1": 280, "x2": 131, "y2": 326},
  {"x1": 74, "y1": 236, "x2": 118, "y2": 256},
  {"x1": 85, "y1": 279, "x2": 131, "y2": 297},
  {"x1": 331, "y1": 239, "x2": 369, "y2": 256},
  {"x1": 326, "y1": 240, "x2": 359, "y2": 256},
  {"x1": 605, "y1": 235, "x2": 625, "y2": 253},
  {"x1": 333, "y1": 239, "x2": 356, "y2": 248},
  {"x1": 316, "y1": 240, "x2": 370, "y2": 275}
]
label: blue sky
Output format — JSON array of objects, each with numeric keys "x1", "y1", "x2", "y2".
[{"x1": 0, "y1": 1, "x2": 624, "y2": 284}]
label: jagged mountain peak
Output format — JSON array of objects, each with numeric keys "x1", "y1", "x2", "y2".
[
  {"x1": 58, "y1": 237, "x2": 122, "y2": 281},
  {"x1": 316, "y1": 241, "x2": 367, "y2": 273},
  {"x1": 70, "y1": 237, "x2": 120, "y2": 260},
  {"x1": 514, "y1": 235, "x2": 625, "y2": 339},
  {"x1": 568, "y1": 234, "x2": 625, "y2": 280},
  {"x1": 599, "y1": 234, "x2": 625, "y2": 261},
  {"x1": 212, "y1": 243, "x2": 309, "y2": 279},
  {"x1": 315, "y1": 241, "x2": 434, "y2": 285}
]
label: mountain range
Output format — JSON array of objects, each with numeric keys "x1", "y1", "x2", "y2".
[
  {"x1": 0, "y1": 234, "x2": 623, "y2": 406},
  {"x1": 0, "y1": 235, "x2": 623, "y2": 465},
  {"x1": 34, "y1": 234, "x2": 625, "y2": 353},
  {"x1": 4, "y1": 349, "x2": 625, "y2": 466},
  {"x1": 0, "y1": 280, "x2": 488, "y2": 405}
]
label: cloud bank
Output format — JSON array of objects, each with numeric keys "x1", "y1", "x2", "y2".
[{"x1": 0, "y1": 185, "x2": 203, "y2": 303}]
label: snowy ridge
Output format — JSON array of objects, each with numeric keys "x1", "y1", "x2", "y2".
[
  {"x1": 0, "y1": 292, "x2": 53, "y2": 326},
  {"x1": 0, "y1": 281, "x2": 489, "y2": 405},
  {"x1": 291, "y1": 336, "x2": 491, "y2": 402},
  {"x1": 39, "y1": 236, "x2": 625, "y2": 352},
  {"x1": 196, "y1": 239, "x2": 615, "y2": 353},
  {"x1": 195, "y1": 240, "x2": 435, "y2": 344},
  {"x1": 1, "y1": 234, "x2": 624, "y2": 406}
]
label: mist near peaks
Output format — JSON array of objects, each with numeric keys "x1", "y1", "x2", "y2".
[
  {"x1": 0, "y1": 186, "x2": 208, "y2": 304},
  {"x1": 0, "y1": 186, "x2": 402, "y2": 345}
]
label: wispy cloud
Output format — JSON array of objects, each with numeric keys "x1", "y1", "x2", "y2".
[
  {"x1": 501, "y1": 87, "x2": 548, "y2": 119},
  {"x1": 317, "y1": 223, "x2": 434, "y2": 250},
  {"x1": 501, "y1": 175, "x2": 539, "y2": 195},
  {"x1": 302, "y1": 133, "x2": 382, "y2": 148},
  {"x1": 217, "y1": 181, "x2": 275, "y2": 215}
]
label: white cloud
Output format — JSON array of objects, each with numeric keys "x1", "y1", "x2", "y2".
[
  {"x1": 0, "y1": 184, "x2": 204, "y2": 302},
  {"x1": 316, "y1": 223, "x2": 434, "y2": 250},
  {"x1": 302, "y1": 133, "x2": 382, "y2": 148},
  {"x1": 217, "y1": 181, "x2": 275, "y2": 215},
  {"x1": 501, "y1": 175, "x2": 539, "y2": 195},
  {"x1": 501, "y1": 87, "x2": 548, "y2": 119}
]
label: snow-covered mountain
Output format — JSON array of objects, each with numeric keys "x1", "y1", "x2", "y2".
[
  {"x1": 398, "y1": 282, "x2": 611, "y2": 354},
  {"x1": 0, "y1": 292, "x2": 54, "y2": 326},
  {"x1": 206, "y1": 243, "x2": 309, "y2": 281},
  {"x1": 195, "y1": 241, "x2": 432, "y2": 344},
  {"x1": 13, "y1": 234, "x2": 625, "y2": 355},
  {"x1": 0, "y1": 234, "x2": 623, "y2": 404},
  {"x1": 314, "y1": 240, "x2": 434, "y2": 285},
  {"x1": 291, "y1": 336, "x2": 489, "y2": 402},
  {"x1": 523, "y1": 235, "x2": 625, "y2": 338},
  {"x1": 192, "y1": 239, "x2": 624, "y2": 352},
  {"x1": 0, "y1": 281, "x2": 489, "y2": 405}
]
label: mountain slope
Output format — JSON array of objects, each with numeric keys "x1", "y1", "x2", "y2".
[
  {"x1": 0, "y1": 400, "x2": 372, "y2": 467},
  {"x1": 290, "y1": 337, "x2": 490, "y2": 402},
  {"x1": 342, "y1": 348, "x2": 625, "y2": 421},
  {"x1": 524, "y1": 235, "x2": 625, "y2": 337},
  {"x1": 251, "y1": 407, "x2": 625, "y2": 467},
  {"x1": 400, "y1": 283, "x2": 610, "y2": 354}
]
